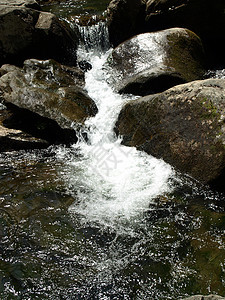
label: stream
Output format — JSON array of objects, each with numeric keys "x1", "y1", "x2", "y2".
[{"x1": 0, "y1": 1, "x2": 225, "y2": 299}]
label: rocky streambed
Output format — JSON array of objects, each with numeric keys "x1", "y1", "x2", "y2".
[{"x1": 0, "y1": 0, "x2": 225, "y2": 299}]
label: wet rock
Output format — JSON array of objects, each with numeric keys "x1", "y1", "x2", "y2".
[
  {"x1": 34, "y1": 11, "x2": 79, "y2": 66},
  {"x1": 107, "y1": 0, "x2": 146, "y2": 47},
  {"x1": 182, "y1": 295, "x2": 225, "y2": 300},
  {"x1": 1, "y1": 104, "x2": 79, "y2": 146},
  {"x1": 106, "y1": 28, "x2": 206, "y2": 96},
  {"x1": 145, "y1": 0, "x2": 225, "y2": 67},
  {"x1": 0, "y1": 3, "x2": 79, "y2": 66},
  {"x1": 0, "y1": 59, "x2": 98, "y2": 145},
  {"x1": 78, "y1": 61, "x2": 92, "y2": 72},
  {"x1": 115, "y1": 78, "x2": 225, "y2": 189},
  {"x1": 0, "y1": 64, "x2": 21, "y2": 77},
  {"x1": 38, "y1": 0, "x2": 66, "y2": 3},
  {"x1": 23, "y1": 59, "x2": 85, "y2": 87},
  {"x1": 0, "y1": 104, "x2": 50, "y2": 150},
  {"x1": 0, "y1": 124, "x2": 48, "y2": 151},
  {"x1": 0, "y1": 0, "x2": 40, "y2": 10},
  {"x1": 107, "y1": 0, "x2": 225, "y2": 67}
]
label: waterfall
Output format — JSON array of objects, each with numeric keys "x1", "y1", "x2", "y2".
[
  {"x1": 78, "y1": 20, "x2": 110, "y2": 53},
  {"x1": 56, "y1": 21, "x2": 176, "y2": 231}
]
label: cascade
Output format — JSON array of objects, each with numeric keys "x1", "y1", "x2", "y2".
[
  {"x1": 0, "y1": 13, "x2": 224, "y2": 299},
  {"x1": 56, "y1": 21, "x2": 176, "y2": 230},
  {"x1": 78, "y1": 19, "x2": 110, "y2": 53}
]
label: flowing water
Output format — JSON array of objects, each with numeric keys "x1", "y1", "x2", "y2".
[
  {"x1": 0, "y1": 2, "x2": 225, "y2": 299},
  {"x1": 41, "y1": 0, "x2": 110, "y2": 23}
]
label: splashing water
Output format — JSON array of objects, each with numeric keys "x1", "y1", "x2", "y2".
[{"x1": 57, "y1": 30, "x2": 175, "y2": 231}]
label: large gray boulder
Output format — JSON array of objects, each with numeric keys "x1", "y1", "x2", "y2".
[
  {"x1": 0, "y1": 2, "x2": 79, "y2": 66},
  {"x1": 115, "y1": 78, "x2": 225, "y2": 189},
  {"x1": 0, "y1": 59, "x2": 97, "y2": 145},
  {"x1": 106, "y1": 28, "x2": 206, "y2": 96}
]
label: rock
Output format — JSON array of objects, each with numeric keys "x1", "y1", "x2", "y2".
[
  {"x1": 0, "y1": 124, "x2": 48, "y2": 151},
  {"x1": 78, "y1": 60, "x2": 92, "y2": 72},
  {"x1": 0, "y1": 5, "x2": 39, "y2": 65},
  {"x1": 0, "y1": 101, "x2": 49, "y2": 151},
  {"x1": 107, "y1": 0, "x2": 225, "y2": 66},
  {"x1": 34, "y1": 11, "x2": 79, "y2": 66},
  {"x1": 0, "y1": 4, "x2": 79, "y2": 66},
  {"x1": 0, "y1": 59, "x2": 98, "y2": 145},
  {"x1": 106, "y1": 28, "x2": 206, "y2": 96},
  {"x1": 23, "y1": 59, "x2": 85, "y2": 87},
  {"x1": 0, "y1": 0, "x2": 40, "y2": 10},
  {"x1": 182, "y1": 295, "x2": 225, "y2": 300},
  {"x1": 107, "y1": 0, "x2": 146, "y2": 47},
  {"x1": 0, "y1": 64, "x2": 21, "y2": 77},
  {"x1": 0, "y1": 104, "x2": 79, "y2": 145},
  {"x1": 115, "y1": 79, "x2": 225, "y2": 189},
  {"x1": 145, "y1": 0, "x2": 225, "y2": 66},
  {"x1": 38, "y1": 0, "x2": 66, "y2": 3}
]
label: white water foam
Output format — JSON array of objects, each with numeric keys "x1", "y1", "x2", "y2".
[{"x1": 57, "y1": 43, "x2": 175, "y2": 229}]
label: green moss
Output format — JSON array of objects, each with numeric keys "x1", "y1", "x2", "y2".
[
  {"x1": 200, "y1": 97, "x2": 219, "y2": 120},
  {"x1": 166, "y1": 30, "x2": 205, "y2": 82}
]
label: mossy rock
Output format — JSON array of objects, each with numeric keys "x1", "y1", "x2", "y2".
[{"x1": 115, "y1": 78, "x2": 225, "y2": 189}]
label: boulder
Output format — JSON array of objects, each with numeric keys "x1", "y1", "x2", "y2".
[
  {"x1": 107, "y1": 0, "x2": 225, "y2": 66},
  {"x1": 23, "y1": 59, "x2": 85, "y2": 87},
  {"x1": 0, "y1": 3, "x2": 79, "y2": 66},
  {"x1": 145, "y1": 0, "x2": 225, "y2": 66},
  {"x1": 0, "y1": 0, "x2": 40, "y2": 10},
  {"x1": 107, "y1": 0, "x2": 146, "y2": 47},
  {"x1": 34, "y1": 11, "x2": 79, "y2": 66},
  {"x1": 0, "y1": 124, "x2": 48, "y2": 151},
  {"x1": 115, "y1": 79, "x2": 225, "y2": 189},
  {"x1": 106, "y1": 28, "x2": 206, "y2": 96},
  {"x1": 0, "y1": 102, "x2": 50, "y2": 150},
  {"x1": 0, "y1": 59, "x2": 97, "y2": 145}
]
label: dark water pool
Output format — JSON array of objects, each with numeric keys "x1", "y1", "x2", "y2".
[
  {"x1": 0, "y1": 148, "x2": 224, "y2": 299},
  {"x1": 41, "y1": 0, "x2": 110, "y2": 22}
]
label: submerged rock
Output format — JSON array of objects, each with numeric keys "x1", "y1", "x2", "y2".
[
  {"x1": 115, "y1": 78, "x2": 225, "y2": 189},
  {"x1": 0, "y1": 59, "x2": 98, "y2": 146},
  {"x1": 106, "y1": 28, "x2": 206, "y2": 96},
  {"x1": 0, "y1": 2, "x2": 79, "y2": 66}
]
